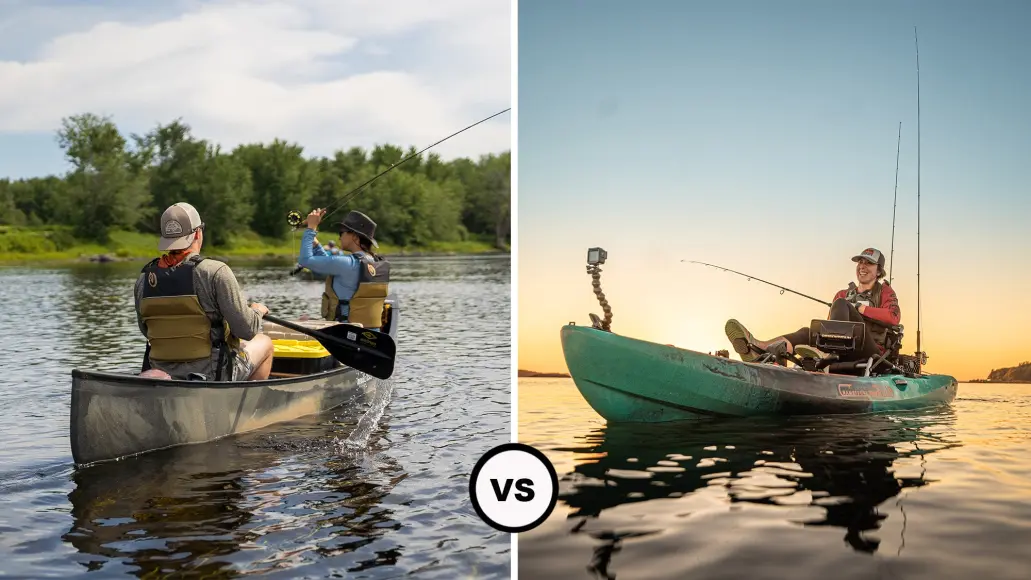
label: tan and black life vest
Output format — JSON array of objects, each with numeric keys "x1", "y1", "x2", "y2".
[
  {"x1": 139, "y1": 255, "x2": 232, "y2": 367},
  {"x1": 320, "y1": 252, "x2": 390, "y2": 328},
  {"x1": 846, "y1": 280, "x2": 890, "y2": 348}
]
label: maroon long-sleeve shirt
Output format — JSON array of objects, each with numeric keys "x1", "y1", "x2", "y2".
[{"x1": 833, "y1": 283, "x2": 901, "y2": 326}]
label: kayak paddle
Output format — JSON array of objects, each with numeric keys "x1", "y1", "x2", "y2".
[{"x1": 263, "y1": 314, "x2": 396, "y2": 380}]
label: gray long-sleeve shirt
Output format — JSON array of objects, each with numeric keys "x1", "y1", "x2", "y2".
[{"x1": 134, "y1": 253, "x2": 262, "y2": 379}]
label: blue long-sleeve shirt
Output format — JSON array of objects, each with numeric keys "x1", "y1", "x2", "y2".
[{"x1": 298, "y1": 228, "x2": 361, "y2": 318}]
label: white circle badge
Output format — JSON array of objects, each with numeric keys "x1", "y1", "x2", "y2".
[{"x1": 469, "y1": 443, "x2": 558, "y2": 533}]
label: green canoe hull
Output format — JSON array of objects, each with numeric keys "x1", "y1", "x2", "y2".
[{"x1": 559, "y1": 324, "x2": 958, "y2": 423}]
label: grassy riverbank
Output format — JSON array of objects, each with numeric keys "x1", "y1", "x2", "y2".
[{"x1": 0, "y1": 226, "x2": 507, "y2": 265}]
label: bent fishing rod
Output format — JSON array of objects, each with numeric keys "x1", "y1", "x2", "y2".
[
  {"x1": 286, "y1": 108, "x2": 511, "y2": 228},
  {"x1": 682, "y1": 260, "x2": 833, "y2": 308}
]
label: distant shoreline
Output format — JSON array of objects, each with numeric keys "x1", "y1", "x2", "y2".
[
  {"x1": 518, "y1": 370, "x2": 571, "y2": 378},
  {"x1": 0, "y1": 249, "x2": 509, "y2": 267},
  {"x1": 0, "y1": 229, "x2": 509, "y2": 266}
]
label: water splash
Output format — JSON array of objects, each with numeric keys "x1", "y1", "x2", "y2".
[{"x1": 338, "y1": 376, "x2": 394, "y2": 455}]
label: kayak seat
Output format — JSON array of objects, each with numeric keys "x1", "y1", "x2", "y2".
[{"x1": 809, "y1": 319, "x2": 865, "y2": 355}]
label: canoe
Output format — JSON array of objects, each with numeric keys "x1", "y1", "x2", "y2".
[
  {"x1": 560, "y1": 323, "x2": 957, "y2": 423},
  {"x1": 69, "y1": 296, "x2": 400, "y2": 467}
]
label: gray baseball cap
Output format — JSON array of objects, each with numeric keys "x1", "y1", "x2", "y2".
[
  {"x1": 851, "y1": 247, "x2": 885, "y2": 270},
  {"x1": 159, "y1": 202, "x2": 203, "y2": 251}
]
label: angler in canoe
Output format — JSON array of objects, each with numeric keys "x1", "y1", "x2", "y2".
[
  {"x1": 725, "y1": 247, "x2": 901, "y2": 367},
  {"x1": 134, "y1": 202, "x2": 274, "y2": 382},
  {"x1": 73, "y1": 201, "x2": 400, "y2": 467},
  {"x1": 296, "y1": 208, "x2": 391, "y2": 331}
]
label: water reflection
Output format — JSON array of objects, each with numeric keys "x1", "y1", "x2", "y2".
[
  {"x1": 554, "y1": 411, "x2": 960, "y2": 574},
  {"x1": 62, "y1": 263, "x2": 147, "y2": 373},
  {"x1": 63, "y1": 407, "x2": 406, "y2": 577}
]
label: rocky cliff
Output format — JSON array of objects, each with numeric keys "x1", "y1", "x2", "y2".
[{"x1": 986, "y1": 361, "x2": 1031, "y2": 382}]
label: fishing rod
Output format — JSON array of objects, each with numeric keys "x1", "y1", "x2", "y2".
[
  {"x1": 285, "y1": 107, "x2": 512, "y2": 228},
  {"x1": 682, "y1": 261, "x2": 832, "y2": 307},
  {"x1": 915, "y1": 26, "x2": 923, "y2": 368},
  {"x1": 889, "y1": 120, "x2": 901, "y2": 284}
]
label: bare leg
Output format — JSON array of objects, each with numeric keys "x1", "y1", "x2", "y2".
[{"x1": 240, "y1": 334, "x2": 274, "y2": 380}]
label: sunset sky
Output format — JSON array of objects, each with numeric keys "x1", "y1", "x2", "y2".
[{"x1": 517, "y1": 0, "x2": 1031, "y2": 381}]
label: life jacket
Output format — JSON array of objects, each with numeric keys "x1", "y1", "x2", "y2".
[
  {"x1": 320, "y1": 251, "x2": 391, "y2": 328},
  {"x1": 845, "y1": 280, "x2": 890, "y2": 348},
  {"x1": 139, "y1": 255, "x2": 234, "y2": 373}
]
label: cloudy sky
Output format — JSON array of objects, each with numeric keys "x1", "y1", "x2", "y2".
[{"x1": 0, "y1": 0, "x2": 511, "y2": 179}]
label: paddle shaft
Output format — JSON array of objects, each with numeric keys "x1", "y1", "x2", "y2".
[{"x1": 263, "y1": 314, "x2": 391, "y2": 361}]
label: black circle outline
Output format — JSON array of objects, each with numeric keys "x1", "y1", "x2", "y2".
[{"x1": 468, "y1": 442, "x2": 559, "y2": 534}]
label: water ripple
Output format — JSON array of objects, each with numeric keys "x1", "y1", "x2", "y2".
[
  {"x1": 520, "y1": 378, "x2": 1031, "y2": 579},
  {"x1": 0, "y1": 255, "x2": 510, "y2": 578}
]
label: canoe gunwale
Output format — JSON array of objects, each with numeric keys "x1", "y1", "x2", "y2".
[
  {"x1": 70, "y1": 364, "x2": 356, "y2": 390},
  {"x1": 71, "y1": 294, "x2": 402, "y2": 388}
]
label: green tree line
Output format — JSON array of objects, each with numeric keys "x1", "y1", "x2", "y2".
[{"x1": 0, "y1": 113, "x2": 511, "y2": 250}]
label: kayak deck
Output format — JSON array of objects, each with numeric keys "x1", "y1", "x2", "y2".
[{"x1": 560, "y1": 324, "x2": 958, "y2": 423}]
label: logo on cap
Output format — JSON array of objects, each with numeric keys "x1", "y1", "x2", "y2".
[{"x1": 164, "y1": 221, "x2": 184, "y2": 236}]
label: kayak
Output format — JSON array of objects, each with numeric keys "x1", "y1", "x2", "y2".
[
  {"x1": 560, "y1": 323, "x2": 957, "y2": 423},
  {"x1": 70, "y1": 296, "x2": 400, "y2": 467}
]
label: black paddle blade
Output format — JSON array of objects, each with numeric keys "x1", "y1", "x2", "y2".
[{"x1": 317, "y1": 323, "x2": 396, "y2": 380}]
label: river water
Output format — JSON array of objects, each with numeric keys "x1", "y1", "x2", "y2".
[
  {"x1": 518, "y1": 378, "x2": 1031, "y2": 579},
  {"x1": 0, "y1": 254, "x2": 511, "y2": 578}
]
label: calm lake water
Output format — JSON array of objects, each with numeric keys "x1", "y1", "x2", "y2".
[
  {"x1": 518, "y1": 378, "x2": 1031, "y2": 580},
  {"x1": 0, "y1": 254, "x2": 511, "y2": 578}
]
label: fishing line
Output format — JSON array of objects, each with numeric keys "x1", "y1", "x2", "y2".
[
  {"x1": 682, "y1": 260, "x2": 832, "y2": 307},
  {"x1": 286, "y1": 107, "x2": 512, "y2": 229}
]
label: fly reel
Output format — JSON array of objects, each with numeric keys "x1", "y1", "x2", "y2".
[{"x1": 287, "y1": 210, "x2": 303, "y2": 228}]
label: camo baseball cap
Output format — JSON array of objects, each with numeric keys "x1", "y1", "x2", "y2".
[
  {"x1": 851, "y1": 247, "x2": 885, "y2": 270},
  {"x1": 158, "y1": 202, "x2": 203, "y2": 251}
]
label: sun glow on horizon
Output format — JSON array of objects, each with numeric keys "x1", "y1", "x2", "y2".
[{"x1": 519, "y1": 245, "x2": 1031, "y2": 381}]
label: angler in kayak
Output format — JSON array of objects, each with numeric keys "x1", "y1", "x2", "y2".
[
  {"x1": 297, "y1": 208, "x2": 391, "y2": 331},
  {"x1": 725, "y1": 247, "x2": 901, "y2": 364},
  {"x1": 134, "y1": 202, "x2": 274, "y2": 381}
]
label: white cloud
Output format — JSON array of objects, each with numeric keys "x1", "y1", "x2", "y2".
[{"x1": 0, "y1": 0, "x2": 511, "y2": 161}]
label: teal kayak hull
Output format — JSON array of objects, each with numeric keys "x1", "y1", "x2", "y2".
[{"x1": 559, "y1": 324, "x2": 958, "y2": 423}]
